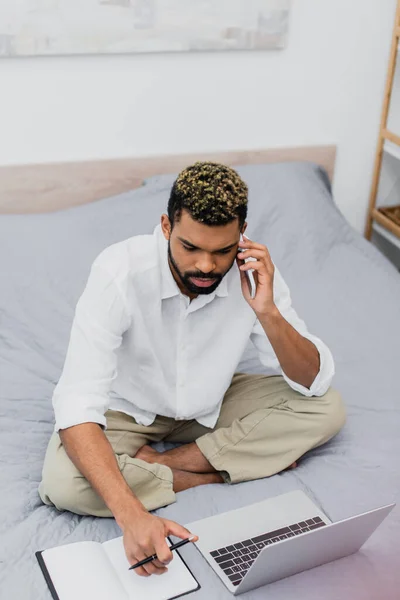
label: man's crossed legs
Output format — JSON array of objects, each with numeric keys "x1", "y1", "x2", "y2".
[{"x1": 39, "y1": 374, "x2": 346, "y2": 517}]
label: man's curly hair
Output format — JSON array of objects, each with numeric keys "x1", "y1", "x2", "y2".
[{"x1": 168, "y1": 161, "x2": 248, "y2": 229}]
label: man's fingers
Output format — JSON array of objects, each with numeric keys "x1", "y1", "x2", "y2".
[
  {"x1": 154, "y1": 568, "x2": 168, "y2": 576},
  {"x1": 130, "y1": 549, "x2": 167, "y2": 577},
  {"x1": 239, "y1": 261, "x2": 264, "y2": 272},
  {"x1": 239, "y1": 238, "x2": 273, "y2": 262},
  {"x1": 140, "y1": 546, "x2": 168, "y2": 575},
  {"x1": 238, "y1": 248, "x2": 268, "y2": 259},
  {"x1": 130, "y1": 519, "x2": 199, "y2": 578},
  {"x1": 144, "y1": 563, "x2": 168, "y2": 576},
  {"x1": 141, "y1": 557, "x2": 166, "y2": 576},
  {"x1": 152, "y1": 557, "x2": 169, "y2": 569},
  {"x1": 237, "y1": 249, "x2": 273, "y2": 268},
  {"x1": 127, "y1": 555, "x2": 150, "y2": 578},
  {"x1": 133, "y1": 567, "x2": 149, "y2": 577},
  {"x1": 239, "y1": 236, "x2": 267, "y2": 251},
  {"x1": 164, "y1": 519, "x2": 198, "y2": 542},
  {"x1": 154, "y1": 536, "x2": 173, "y2": 565}
]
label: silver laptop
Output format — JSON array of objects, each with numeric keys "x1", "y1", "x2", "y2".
[{"x1": 185, "y1": 490, "x2": 395, "y2": 595}]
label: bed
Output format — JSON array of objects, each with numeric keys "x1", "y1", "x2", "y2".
[{"x1": 0, "y1": 147, "x2": 399, "y2": 600}]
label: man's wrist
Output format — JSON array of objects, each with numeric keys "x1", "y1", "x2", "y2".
[
  {"x1": 112, "y1": 492, "x2": 147, "y2": 529},
  {"x1": 256, "y1": 303, "x2": 280, "y2": 323}
]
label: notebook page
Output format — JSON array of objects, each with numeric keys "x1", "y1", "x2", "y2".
[
  {"x1": 102, "y1": 537, "x2": 198, "y2": 600},
  {"x1": 42, "y1": 541, "x2": 128, "y2": 600}
]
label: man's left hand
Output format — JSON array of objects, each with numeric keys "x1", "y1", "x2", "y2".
[{"x1": 236, "y1": 235, "x2": 276, "y2": 316}]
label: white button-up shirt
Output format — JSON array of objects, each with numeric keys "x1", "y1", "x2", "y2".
[{"x1": 53, "y1": 224, "x2": 334, "y2": 432}]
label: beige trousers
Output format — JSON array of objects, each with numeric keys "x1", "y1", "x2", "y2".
[{"x1": 39, "y1": 374, "x2": 346, "y2": 517}]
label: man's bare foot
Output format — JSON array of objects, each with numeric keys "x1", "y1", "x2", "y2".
[
  {"x1": 284, "y1": 461, "x2": 297, "y2": 471},
  {"x1": 135, "y1": 444, "x2": 298, "y2": 475},
  {"x1": 135, "y1": 446, "x2": 224, "y2": 491},
  {"x1": 134, "y1": 447, "x2": 223, "y2": 491},
  {"x1": 172, "y1": 468, "x2": 224, "y2": 493},
  {"x1": 135, "y1": 442, "x2": 217, "y2": 473}
]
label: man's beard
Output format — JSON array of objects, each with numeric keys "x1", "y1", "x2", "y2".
[{"x1": 168, "y1": 241, "x2": 231, "y2": 296}]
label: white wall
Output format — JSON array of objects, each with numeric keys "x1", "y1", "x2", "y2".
[{"x1": 0, "y1": 0, "x2": 397, "y2": 233}]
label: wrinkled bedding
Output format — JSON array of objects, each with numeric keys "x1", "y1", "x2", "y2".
[{"x1": 0, "y1": 162, "x2": 399, "y2": 600}]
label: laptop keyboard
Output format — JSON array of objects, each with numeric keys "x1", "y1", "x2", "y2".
[{"x1": 209, "y1": 516, "x2": 326, "y2": 586}]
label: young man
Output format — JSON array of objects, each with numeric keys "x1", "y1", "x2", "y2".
[{"x1": 39, "y1": 162, "x2": 345, "y2": 577}]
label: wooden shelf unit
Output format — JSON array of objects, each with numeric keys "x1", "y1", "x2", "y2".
[
  {"x1": 372, "y1": 207, "x2": 400, "y2": 238},
  {"x1": 365, "y1": 0, "x2": 400, "y2": 241}
]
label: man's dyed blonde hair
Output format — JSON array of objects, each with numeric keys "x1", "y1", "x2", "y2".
[{"x1": 168, "y1": 161, "x2": 248, "y2": 228}]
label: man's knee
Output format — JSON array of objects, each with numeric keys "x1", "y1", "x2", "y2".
[
  {"x1": 317, "y1": 387, "x2": 346, "y2": 441},
  {"x1": 39, "y1": 434, "x2": 109, "y2": 517},
  {"x1": 39, "y1": 472, "x2": 84, "y2": 515},
  {"x1": 40, "y1": 467, "x2": 111, "y2": 517}
]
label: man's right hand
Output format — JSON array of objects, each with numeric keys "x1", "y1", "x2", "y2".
[{"x1": 121, "y1": 508, "x2": 198, "y2": 577}]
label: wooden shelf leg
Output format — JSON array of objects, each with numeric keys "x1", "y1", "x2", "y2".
[{"x1": 365, "y1": 138, "x2": 384, "y2": 239}]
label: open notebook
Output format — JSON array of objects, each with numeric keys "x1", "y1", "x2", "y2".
[{"x1": 36, "y1": 536, "x2": 200, "y2": 600}]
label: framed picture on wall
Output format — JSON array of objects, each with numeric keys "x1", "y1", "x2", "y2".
[{"x1": 0, "y1": 0, "x2": 291, "y2": 58}]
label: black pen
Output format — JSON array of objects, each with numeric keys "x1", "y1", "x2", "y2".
[{"x1": 128, "y1": 535, "x2": 197, "y2": 570}]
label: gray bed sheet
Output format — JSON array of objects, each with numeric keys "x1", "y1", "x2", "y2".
[{"x1": 0, "y1": 162, "x2": 399, "y2": 600}]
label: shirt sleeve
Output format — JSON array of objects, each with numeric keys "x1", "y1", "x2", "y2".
[
  {"x1": 52, "y1": 262, "x2": 131, "y2": 432},
  {"x1": 250, "y1": 265, "x2": 335, "y2": 397}
]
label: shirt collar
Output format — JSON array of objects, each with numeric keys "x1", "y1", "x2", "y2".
[{"x1": 154, "y1": 224, "x2": 229, "y2": 300}]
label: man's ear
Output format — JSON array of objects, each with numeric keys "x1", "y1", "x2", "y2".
[
  {"x1": 241, "y1": 222, "x2": 248, "y2": 236},
  {"x1": 161, "y1": 214, "x2": 172, "y2": 240}
]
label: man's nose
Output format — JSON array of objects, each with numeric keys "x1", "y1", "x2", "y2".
[{"x1": 195, "y1": 255, "x2": 216, "y2": 274}]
